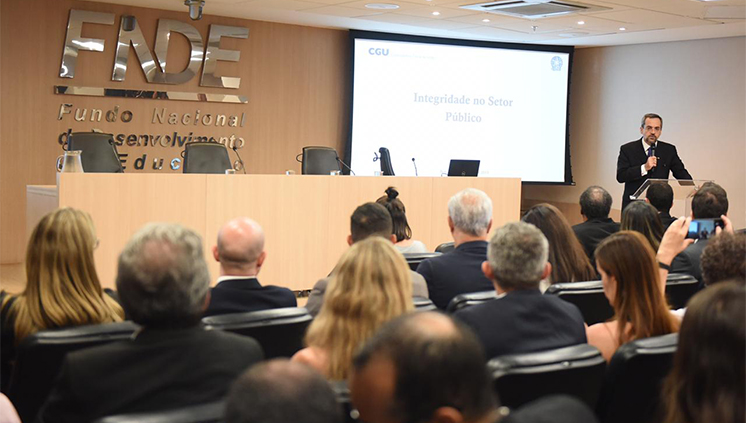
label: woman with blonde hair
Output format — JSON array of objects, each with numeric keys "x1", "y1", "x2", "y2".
[
  {"x1": 293, "y1": 237, "x2": 413, "y2": 380},
  {"x1": 586, "y1": 231, "x2": 680, "y2": 361},
  {"x1": 1, "y1": 208, "x2": 124, "y2": 386}
]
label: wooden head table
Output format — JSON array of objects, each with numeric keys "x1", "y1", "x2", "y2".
[{"x1": 27, "y1": 174, "x2": 521, "y2": 291}]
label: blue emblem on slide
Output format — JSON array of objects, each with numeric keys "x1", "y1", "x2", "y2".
[{"x1": 551, "y1": 56, "x2": 563, "y2": 71}]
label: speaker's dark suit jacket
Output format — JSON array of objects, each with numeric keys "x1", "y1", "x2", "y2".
[
  {"x1": 572, "y1": 218, "x2": 620, "y2": 266},
  {"x1": 616, "y1": 139, "x2": 692, "y2": 211},
  {"x1": 671, "y1": 238, "x2": 709, "y2": 283},
  {"x1": 455, "y1": 289, "x2": 587, "y2": 359},
  {"x1": 204, "y1": 277, "x2": 297, "y2": 317},
  {"x1": 416, "y1": 241, "x2": 494, "y2": 310},
  {"x1": 37, "y1": 325, "x2": 263, "y2": 423}
]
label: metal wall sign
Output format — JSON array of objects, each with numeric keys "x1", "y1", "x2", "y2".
[{"x1": 58, "y1": 9, "x2": 249, "y2": 103}]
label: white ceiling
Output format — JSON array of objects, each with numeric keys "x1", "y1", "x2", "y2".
[{"x1": 88, "y1": 0, "x2": 746, "y2": 47}]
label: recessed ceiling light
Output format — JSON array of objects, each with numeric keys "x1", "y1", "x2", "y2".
[
  {"x1": 365, "y1": 3, "x2": 400, "y2": 9},
  {"x1": 577, "y1": 20, "x2": 585, "y2": 25},
  {"x1": 432, "y1": 11, "x2": 441, "y2": 16},
  {"x1": 482, "y1": 18, "x2": 490, "y2": 22},
  {"x1": 619, "y1": 27, "x2": 626, "y2": 31}
]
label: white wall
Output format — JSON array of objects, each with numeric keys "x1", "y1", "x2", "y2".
[{"x1": 524, "y1": 36, "x2": 746, "y2": 229}]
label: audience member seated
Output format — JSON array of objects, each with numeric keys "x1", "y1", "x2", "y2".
[
  {"x1": 0, "y1": 208, "x2": 123, "y2": 392},
  {"x1": 572, "y1": 186, "x2": 620, "y2": 265},
  {"x1": 292, "y1": 237, "x2": 412, "y2": 380},
  {"x1": 646, "y1": 183, "x2": 677, "y2": 229},
  {"x1": 671, "y1": 182, "x2": 729, "y2": 282},
  {"x1": 417, "y1": 188, "x2": 495, "y2": 309},
  {"x1": 377, "y1": 186, "x2": 428, "y2": 254},
  {"x1": 38, "y1": 223, "x2": 263, "y2": 422},
  {"x1": 455, "y1": 222, "x2": 587, "y2": 359},
  {"x1": 225, "y1": 359, "x2": 342, "y2": 423},
  {"x1": 204, "y1": 217, "x2": 296, "y2": 316},
  {"x1": 521, "y1": 204, "x2": 596, "y2": 289},
  {"x1": 305, "y1": 202, "x2": 427, "y2": 316},
  {"x1": 662, "y1": 281, "x2": 744, "y2": 423},
  {"x1": 586, "y1": 231, "x2": 680, "y2": 361},
  {"x1": 620, "y1": 201, "x2": 665, "y2": 251},
  {"x1": 350, "y1": 312, "x2": 505, "y2": 423},
  {"x1": 700, "y1": 231, "x2": 745, "y2": 286},
  {"x1": 0, "y1": 394, "x2": 20, "y2": 423}
]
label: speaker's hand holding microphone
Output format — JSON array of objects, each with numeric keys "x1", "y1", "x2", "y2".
[{"x1": 645, "y1": 155, "x2": 657, "y2": 171}]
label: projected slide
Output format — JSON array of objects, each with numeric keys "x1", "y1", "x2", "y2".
[{"x1": 349, "y1": 35, "x2": 571, "y2": 183}]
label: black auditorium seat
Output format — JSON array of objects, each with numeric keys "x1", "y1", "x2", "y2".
[
  {"x1": 445, "y1": 290, "x2": 497, "y2": 314},
  {"x1": 182, "y1": 141, "x2": 232, "y2": 174},
  {"x1": 403, "y1": 252, "x2": 442, "y2": 271},
  {"x1": 7, "y1": 321, "x2": 140, "y2": 423},
  {"x1": 300, "y1": 146, "x2": 340, "y2": 175},
  {"x1": 595, "y1": 333, "x2": 678, "y2": 423},
  {"x1": 665, "y1": 273, "x2": 702, "y2": 309},
  {"x1": 413, "y1": 296, "x2": 437, "y2": 312},
  {"x1": 93, "y1": 400, "x2": 224, "y2": 423},
  {"x1": 487, "y1": 344, "x2": 606, "y2": 410},
  {"x1": 434, "y1": 242, "x2": 455, "y2": 254},
  {"x1": 202, "y1": 307, "x2": 312, "y2": 359},
  {"x1": 545, "y1": 280, "x2": 614, "y2": 325},
  {"x1": 67, "y1": 132, "x2": 124, "y2": 173}
]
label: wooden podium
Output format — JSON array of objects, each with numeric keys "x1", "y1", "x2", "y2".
[{"x1": 27, "y1": 174, "x2": 521, "y2": 291}]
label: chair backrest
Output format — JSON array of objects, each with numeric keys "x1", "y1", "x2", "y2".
[
  {"x1": 665, "y1": 273, "x2": 702, "y2": 309},
  {"x1": 94, "y1": 400, "x2": 224, "y2": 423},
  {"x1": 413, "y1": 296, "x2": 437, "y2": 312},
  {"x1": 202, "y1": 307, "x2": 312, "y2": 359},
  {"x1": 403, "y1": 252, "x2": 442, "y2": 271},
  {"x1": 445, "y1": 290, "x2": 497, "y2": 314},
  {"x1": 434, "y1": 242, "x2": 454, "y2": 254},
  {"x1": 488, "y1": 344, "x2": 607, "y2": 410},
  {"x1": 182, "y1": 142, "x2": 232, "y2": 174},
  {"x1": 68, "y1": 132, "x2": 124, "y2": 173},
  {"x1": 330, "y1": 380, "x2": 359, "y2": 423},
  {"x1": 301, "y1": 146, "x2": 340, "y2": 175},
  {"x1": 595, "y1": 333, "x2": 678, "y2": 423},
  {"x1": 545, "y1": 281, "x2": 614, "y2": 325},
  {"x1": 7, "y1": 321, "x2": 140, "y2": 423}
]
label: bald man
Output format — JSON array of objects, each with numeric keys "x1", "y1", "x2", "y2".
[{"x1": 204, "y1": 217, "x2": 296, "y2": 317}]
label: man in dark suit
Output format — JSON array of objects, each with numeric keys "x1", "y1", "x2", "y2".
[
  {"x1": 455, "y1": 222, "x2": 586, "y2": 359},
  {"x1": 646, "y1": 183, "x2": 677, "y2": 229},
  {"x1": 617, "y1": 113, "x2": 692, "y2": 211},
  {"x1": 572, "y1": 186, "x2": 620, "y2": 265},
  {"x1": 38, "y1": 223, "x2": 264, "y2": 422},
  {"x1": 305, "y1": 203, "x2": 428, "y2": 317},
  {"x1": 416, "y1": 188, "x2": 495, "y2": 309},
  {"x1": 204, "y1": 217, "x2": 296, "y2": 317},
  {"x1": 671, "y1": 182, "x2": 729, "y2": 282}
]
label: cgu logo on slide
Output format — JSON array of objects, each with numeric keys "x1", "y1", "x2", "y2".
[{"x1": 368, "y1": 48, "x2": 390, "y2": 56}]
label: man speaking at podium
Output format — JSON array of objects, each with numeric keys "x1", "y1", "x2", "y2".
[{"x1": 617, "y1": 113, "x2": 692, "y2": 211}]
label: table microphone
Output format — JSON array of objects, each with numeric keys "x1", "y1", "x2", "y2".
[
  {"x1": 231, "y1": 145, "x2": 247, "y2": 174},
  {"x1": 412, "y1": 158, "x2": 418, "y2": 176},
  {"x1": 336, "y1": 155, "x2": 356, "y2": 176}
]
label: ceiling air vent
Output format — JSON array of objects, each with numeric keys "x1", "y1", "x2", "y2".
[{"x1": 461, "y1": 0, "x2": 610, "y2": 19}]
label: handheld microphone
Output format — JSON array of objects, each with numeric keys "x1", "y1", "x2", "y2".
[
  {"x1": 336, "y1": 155, "x2": 356, "y2": 176},
  {"x1": 412, "y1": 158, "x2": 418, "y2": 177},
  {"x1": 650, "y1": 145, "x2": 657, "y2": 172},
  {"x1": 232, "y1": 145, "x2": 247, "y2": 174}
]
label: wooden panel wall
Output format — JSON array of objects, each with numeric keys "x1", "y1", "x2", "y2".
[{"x1": 0, "y1": 0, "x2": 350, "y2": 263}]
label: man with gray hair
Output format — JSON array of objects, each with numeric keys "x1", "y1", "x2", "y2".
[
  {"x1": 455, "y1": 222, "x2": 586, "y2": 359},
  {"x1": 417, "y1": 188, "x2": 495, "y2": 309},
  {"x1": 38, "y1": 223, "x2": 263, "y2": 422},
  {"x1": 205, "y1": 217, "x2": 296, "y2": 316}
]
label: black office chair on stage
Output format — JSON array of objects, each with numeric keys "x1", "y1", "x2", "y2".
[
  {"x1": 298, "y1": 146, "x2": 340, "y2": 175},
  {"x1": 488, "y1": 344, "x2": 607, "y2": 410},
  {"x1": 94, "y1": 401, "x2": 224, "y2": 423},
  {"x1": 446, "y1": 290, "x2": 498, "y2": 314},
  {"x1": 182, "y1": 141, "x2": 233, "y2": 174},
  {"x1": 202, "y1": 307, "x2": 312, "y2": 359},
  {"x1": 403, "y1": 252, "x2": 442, "y2": 271},
  {"x1": 595, "y1": 333, "x2": 678, "y2": 423},
  {"x1": 545, "y1": 280, "x2": 614, "y2": 325},
  {"x1": 7, "y1": 321, "x2": 140, "y2": 423},
  {"x1": 67, "y1": 132, "x2": 124, "y2": 173}
]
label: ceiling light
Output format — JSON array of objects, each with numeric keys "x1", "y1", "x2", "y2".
[
  {"x1": 365, "y1": 3, "x2": 400, "y2": 9},
  {"x1": 577, "y1": 20, "x2": 585, "y2": 25},
  {"x1": 432, "y1": 11, "x2": 441, "y2": 16},
  {"x1": 619, "y1": 27, "x2": 626, "y2": 31},
  {"x1": 482, "y1": 18, "x2": 490, "y2": 22}
]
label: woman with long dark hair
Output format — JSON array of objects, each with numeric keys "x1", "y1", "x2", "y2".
[{"x1": 376, "y1": 187, "x2": 428, "y2": 254}]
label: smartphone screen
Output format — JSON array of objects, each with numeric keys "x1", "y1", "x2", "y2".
[{"x1": 687, "y1": 218, "x2": 724, "y2": 240}]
